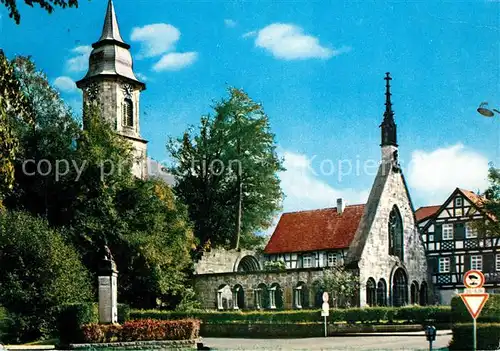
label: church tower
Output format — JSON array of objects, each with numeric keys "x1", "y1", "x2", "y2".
[{"x1": 76, "y1": 0, "x2": 148, "y2": 179}]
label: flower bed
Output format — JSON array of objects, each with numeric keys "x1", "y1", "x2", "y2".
[{"x1": 80, "y1": 319, "x2": 200, "y2": 343}]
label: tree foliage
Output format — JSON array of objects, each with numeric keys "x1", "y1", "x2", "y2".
[
  {"x1": 0, "y1": 210, "x2": 92, "y2": 342},
  {"x1": 314, "y1": 266, "x2": 359, "y2": 308},
  {"x1": 3, "y1": 56, "x2": 195, "y2": 312},
  {"x1": 478, "y1": 167, "x2": 500, "y2": 237},
  {"x1": 1, "y1": 0, "x2": 78, "y2": 24},
  {"x1": 0, "y1": 52, "x2": 31, "y2": 208},
  {"x1": 168, "y1": 88, "x2": 284, "y2": 251}
]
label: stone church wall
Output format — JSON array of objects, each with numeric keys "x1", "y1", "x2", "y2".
[
  {"x1": 194, "y1": 248, "x2": 264, "y2": 274},
  {"x1": 193, "y1": 268, "x2": 326, "y2": 310}
]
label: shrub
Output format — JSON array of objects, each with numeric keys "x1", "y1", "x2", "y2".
[
  {"x1": 451, "y1": 294, "x2": 500, "y2": 323},
  {"x1": 130, "y1": 306, "x2": 451, "y2": 325},
  {"x1": 118, "y1": 304, "x2": 130, "y2": 324},
  {"x1": 56, "y1": 303, "x2": 98, "y2": 344},
  {"x1": 449, "y1": 323, "x2": 500, "y2": 350},
  {"x1": 0, "y1": 211, "x2": 92, "y2": 343},
  {"x1": 0, "y1": 306, "x2": 10, "y2": 342},
  {"x1": 80, "y1": 319, "x2": 200, "y2": 342}
]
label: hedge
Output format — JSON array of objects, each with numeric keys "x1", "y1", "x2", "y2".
[
  {"x1": 451, "y1": 294, "x2": 500, "y2": 323},
  {"x1": 130, "y1": 306, "x2": 451, "y2": 325},
  {"x1": 449, "y1": 323, "x2": 500, "y2": 350},
  {"x1": 80, "y1": 319, "x2": 201, "y2": 343},
  {"x1": 57, "y1": 302, "x2": 130, "y2": 344}
]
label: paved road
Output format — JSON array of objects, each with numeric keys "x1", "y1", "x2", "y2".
[{"x1": 201, "y1": 334, "x2": 452, "y2": 350}]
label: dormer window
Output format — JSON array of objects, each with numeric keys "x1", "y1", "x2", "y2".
[{"x1": 122, "y1": 98, "x2": 133, "y2": 127}]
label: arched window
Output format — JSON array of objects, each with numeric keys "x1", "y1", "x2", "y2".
[
  {"x1": 237, "y1": 255, "x2": 260, "y2": 272},
  {"x1": 419, "y1": 281, "x2": 428, "y2": 306},
  {"x1": 122, "y1": 98, "x2": 133, "y2": 127},
  {"x1": 366, "y1": 278, "x2": 376, "y2": 307},
  {"x1": 232, "y1": 284, "x2": 245, "y2": 309},
  {"x1": 377, "y1": 279, "x2": 387, "y2": 306},
  {"x1": 254, "y1": 283, "x2": 268, "y2": 309},
  {"x1": 410, "y1": 281, "x2": 419, "y2": 305},
  {"x1": 388, "y1": 206, "x2": 404, "y2": 260},
  {"x1": 392, "y1": 268, "x2": 408, "y2": 307},
  {"x1": 295, "y1": 282, "x2": 308, "y2": 309}
]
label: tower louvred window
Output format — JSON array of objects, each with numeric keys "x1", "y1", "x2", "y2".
[{"x1": 122, "y1": 98, "x2": 133, "y2": 127}]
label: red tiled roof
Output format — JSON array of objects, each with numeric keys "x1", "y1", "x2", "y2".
[
  {"x1": 415, "y1": 205, "x2": 440, "y2": 223},
  {"x1": 460, "y1": 188, "x2": 486, "y2": 208},
  {"x1": 264, "y1": 205, "x2": 365, "y2": 254}
]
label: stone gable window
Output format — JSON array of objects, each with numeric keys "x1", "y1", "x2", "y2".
[
  {"x1": 439, "y1": 257, "x2": 450, "y2": 273},
  {"x1": 388, "y1": 206, "x2": 404, "y2": 260},
  {"x1": 442, "y1": 223, "x2": 454, "y2": 240}
]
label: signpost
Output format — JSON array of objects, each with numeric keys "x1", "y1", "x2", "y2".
[
  {"x1": 459, "y1": 270, "x2": 489, "y2": 351},
  {"x1": 321, "y1": 292, "x2": 329, "y2": 337}
]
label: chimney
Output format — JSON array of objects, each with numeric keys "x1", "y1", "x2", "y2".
[{"x1": 336, "y1": 198, "x2": 345, "y2": 214}]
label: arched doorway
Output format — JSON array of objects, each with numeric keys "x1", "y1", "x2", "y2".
[
  {"x1": 419, "y1": 281, "x2": 428, "y2": 306},
  {"x1": 377, "y1": 279, "x2": 387, "y2": 306},
  {"x1": 366, "y1": 278, "x2": 376, "y2": 307},
  {"x1": 312, "y1": 280, "x2": 323, "y2": 308},
  {"x1": 254, "y1": 283, "x2": 268, "y2": 309},
  {"x1": 269, "y1": 283, "x2": 284, "y2": 309},
  {"x1": 392, "y1": 268, "x2": 408, "y2": 307},
  {"x1": 410, "y1": 281, "x2": 419, "y2": 305},
  {"x1": 237, "y1": 255, "x2": 260, "y2": 272},
  {"x1": 295, "y1": 282, "x2": 308, "y2": 309},
  {"x1": 217, "y1": 284, "x2": 232, "y2": 310},
  {"x1": 233, "y1": 284, "x2": 245, "y2": 309}
]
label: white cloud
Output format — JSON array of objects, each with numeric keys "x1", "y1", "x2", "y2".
[
  {"x1": 254, "y1": 23, "x2": 349, "y2": 60},
  {"x1": 66, "y1": 45, "x2": 92, "y2": 72},
  {"x1": 242, "y1": 30, "x2": 257, "y2": 38},
  {"x1": 407, "y1": 144, "x2": 489, "y2": 205},
  {"x1": 153, "y1": 52, "x2": 198, "y2": 72},
  {"x1": 53, "y1": 76, "x2": 77, "y2": 93},
  {"x1": 131, "y1": 23, "x2": 180, "y2": 58},
  {"x1": 224, "y1": 19, "x2": 237, "y2": 28},
  {"x1": 279, "y1": 150, "x2": 369, "y2": 212}
]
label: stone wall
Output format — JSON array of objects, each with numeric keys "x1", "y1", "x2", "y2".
[
  {"x1": 194, "y1": 248, "x2": 264, "y2": 274},
  {"x1": 193, "y1": 268, "x2": 326, "y2": 310}
]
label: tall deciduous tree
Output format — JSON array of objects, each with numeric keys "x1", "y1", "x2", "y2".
[
  {"x1": 168, "y1": 88, "x2": 284, "y2": 251},
  {"x1": 478, "y1": 167, "x2": 500, "y2": 237},
  {"x1": 1, "y1": 0, "x2": 78, "y2": 24}
]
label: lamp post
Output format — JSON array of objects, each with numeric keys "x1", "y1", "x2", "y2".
[{"x1": 477, "y1": 102, "x2": 500, "y2": 166}]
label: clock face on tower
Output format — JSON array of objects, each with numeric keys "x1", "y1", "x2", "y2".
[
  {"x1": 85, "y1": 83, "x2": 100, "y2": 103},
  {"x1": 122, "y1": 84, "x2": 134, "y2": 99}
]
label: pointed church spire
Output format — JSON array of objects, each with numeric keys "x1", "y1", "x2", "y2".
[
  {"x1": 380, "y1": 72, "x2": 397, "y2": 147},
  {"x1": 95, "y1": 0, "x2": 129, "y2": 49}
]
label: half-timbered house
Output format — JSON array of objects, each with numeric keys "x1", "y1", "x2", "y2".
[{"x1": 416, "y1": 188, "x2": 500, "y2": 304}]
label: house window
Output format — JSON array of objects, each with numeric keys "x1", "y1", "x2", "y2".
[
  {"x1": 302, "y1": 255, "x2": 312, "y2": 268},
  {"x1": 455, "y1": 197, "x2": 463, "y2": 207},
  {"x1": 327, "y1": 253, "x2": 337, "y2": 266},
  {"x1": 122, "y1": 98, "x2": 133, "y2": 127},
  {"x1": 465, "y1": 223, "x2": 478, "y2": 239},
  {"x1": 388, "y1": 206, "x2": 404, "y2": 260},
  {"x1": 442, "y1": 223, "x2": 454, "y2": 240},
  {"x1": 439, "y1": 257, "x2": 451, "y2": 273},
  {"x1": 496, "y1": 254, "x2": 500, "y2": 271},
  {"x1": 471, "y1": 255, "x2": 483, "y2": 271}
]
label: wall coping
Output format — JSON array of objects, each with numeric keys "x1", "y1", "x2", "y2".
[{"x1": 194, "y1": 266, "x2": 328, "y2": 277}]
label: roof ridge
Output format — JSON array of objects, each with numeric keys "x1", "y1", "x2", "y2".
[{"x1": 283, "y1": 203, "x2": 365, "y2": 215}]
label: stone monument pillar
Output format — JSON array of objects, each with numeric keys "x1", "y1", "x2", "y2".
[{"x1": 98, "y1": 245, "x2": 118, "y2": 324}]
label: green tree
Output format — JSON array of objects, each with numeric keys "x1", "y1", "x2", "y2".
[
  {"x1": 0, "y1": 210, "x2": 92, "y2": 342},
  {"x1": 168, "y1": 88, "x2": 284, "y2": 251},
  {"x1": 1, "y1": 0, "x2": 78, "y2": 24},
  {"x1": 315, "y1": 266, "x2": 359, "y2": 308},
  {"x1": 477, "y1": 166, "x2": 500, "y2": 237},
  {"x1": 0, "y1": 52, "x2": 31, "y2": 209}
]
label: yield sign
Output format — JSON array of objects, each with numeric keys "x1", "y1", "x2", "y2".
[{"x1": 459, "y1": 293, "x2": 489, "y2": 319}]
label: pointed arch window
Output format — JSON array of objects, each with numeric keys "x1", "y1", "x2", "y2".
[
  {"x1": 122, "y1": 98, "x2": 133, "y2": 127},
  {"x1": 388, "y1": 205, "x2": 404, "y2": 260}
]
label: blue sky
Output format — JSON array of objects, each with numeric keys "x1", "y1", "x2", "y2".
[{"x1": 1, "y1": 0, "x2": 499, "y2": 214}]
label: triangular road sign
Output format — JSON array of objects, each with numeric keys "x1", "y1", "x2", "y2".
[{"x1": 459, "y1": 293, "x2": 489, "y2": 319}]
